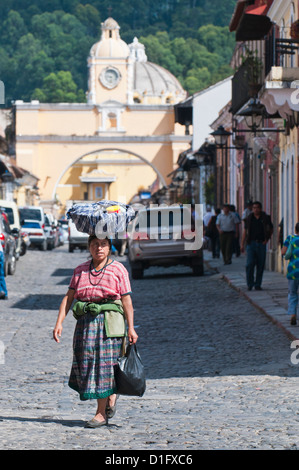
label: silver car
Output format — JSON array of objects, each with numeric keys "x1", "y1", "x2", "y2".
[{"x1": 127, "y1": 205, "x2": 203, "y2": 279}]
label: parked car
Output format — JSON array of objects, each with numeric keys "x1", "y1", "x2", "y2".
[
  {"x1": 58, "y1": 218, "x2": 69, "y2": 243},
  {"x1": 19, "y1": 206, "x2": 45, "y2": 230},
  {"x1": 44, "y1": 214, "x2": 59, "y2": 250},
  {"x1": 0, "y1": 213, "x2": 17, "y2": 276},
  {"x1": 68, "y1": 219, "x2": 89, "y2": 252},
  {"x1": 56, "y1": 223, "x2": 65, "y2": 246},
  {"x1": 20, "y1": 231, "x2": 30, "y2": 256},
  {"x1": 21, "y1": 219, "x2": 47, "y2": 251},
  {"x1": 127, "y1": 205, "x2": 203, "y2": 279},
  {"x1": 0, "y1": 199, "x2": 22, "y2": 259}
]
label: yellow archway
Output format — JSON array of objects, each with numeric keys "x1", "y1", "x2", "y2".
[{"x1": 53, "y1": 148, "x2": 166, "y2": 212}]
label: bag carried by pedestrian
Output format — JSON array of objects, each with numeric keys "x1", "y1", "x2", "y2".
[{"x1": 114, "y1": 343, "x2": 146, "y2": 397}]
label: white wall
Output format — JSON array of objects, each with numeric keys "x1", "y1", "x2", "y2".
[{"x1": 192, "y1": 76, "x2": 232, "y2": 151}]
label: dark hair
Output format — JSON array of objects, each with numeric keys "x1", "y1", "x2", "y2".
[
  {"x1": 295, "y1": 222, "x2": 299, "y2": 233},
  {"x1": 88, "y1": 235, "x2": 112, "y2": 249},
  {"x1": 252, "y1": 201, "x2": 262, "y2": 208}
]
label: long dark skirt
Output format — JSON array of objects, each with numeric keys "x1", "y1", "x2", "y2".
[{"x1": 68, "y1": 313, "x2": 123, "y2": 401}]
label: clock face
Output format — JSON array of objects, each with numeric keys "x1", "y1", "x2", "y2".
[{"x1": 99, "y1": 67, "x2": 121, "y2": 89}]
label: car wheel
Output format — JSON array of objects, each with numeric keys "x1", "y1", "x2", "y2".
[
  {"x1": 8, "y1": 255, "x2": 16, "y2": 275},
  {"x1": 39, "y1": 240, "x2": 47, "y2": 251},
  {"x1": 192, "y1": 264, "x2": 204, "y2": 276},
  {"x1": 131, "y1": 269, "x2": 143, "y2": 279}
]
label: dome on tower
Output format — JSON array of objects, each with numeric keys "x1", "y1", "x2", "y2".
[
  {"x1": 88, "y1": 20, "x2": 186, "y2": 105},
  {"x1": 129, "y1": 38, "x2": 186, "y2": 104},
  {"x1": 89, "y1": 18, "x2": 130, "y2": 58}
]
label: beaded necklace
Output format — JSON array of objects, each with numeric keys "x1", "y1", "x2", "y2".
[{"x1": 88, "y1": 258, "x2": 109, "y2": 286}]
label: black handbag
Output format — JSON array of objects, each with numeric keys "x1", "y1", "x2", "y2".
[{"x1": 114, "y1": 343, "x2": 146, "y2": 397}]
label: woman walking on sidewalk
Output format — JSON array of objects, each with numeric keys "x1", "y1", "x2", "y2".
[
  {"x1": 281, "y1": 222, "x2": 299, "y2": 325},
  {"x1": 53, "y1": 235, "x2": 138, "y2": 428}
]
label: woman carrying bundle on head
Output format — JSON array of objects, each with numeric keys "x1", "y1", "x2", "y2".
[{"x1": 53, "y1": 234, "x2": 138, "y2": 428}]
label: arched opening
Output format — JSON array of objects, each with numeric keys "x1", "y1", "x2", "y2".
[{"x1": 53, "y1": 148, "x2": 166, "y2": 215}]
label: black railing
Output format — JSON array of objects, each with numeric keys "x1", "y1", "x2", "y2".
[
  {"x1": 264, "y1": 30, "x2": 299, "y2": 77},
  {"x1": 231, "y1": 56, "x2": 263, "y2": 115},
  {"x1": 232, "y1": 30, "x2": 299, "y2": 115}
]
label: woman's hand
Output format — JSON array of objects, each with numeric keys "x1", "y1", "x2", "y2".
[
  {"x1": 127, "y1": 326, "x2": 138, "y2": 344},
  {"x1": 122, "y1": 294, "x2": 138, "y2": 344},
  {"x1": 53, "y1": 323, "x2": 63, "y2": 343},
  {"x1": 53, "y1": 289, "x2": 75, "y2": 343}
]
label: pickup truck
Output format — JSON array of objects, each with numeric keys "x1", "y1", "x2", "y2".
[{"x1": 68, "y1": 220, "x2": 89, "y2": 252}]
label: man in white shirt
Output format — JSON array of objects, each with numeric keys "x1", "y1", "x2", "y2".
[
  {"x1": 216, "y1": 203, "x2": 240, "y2": 265},
  {"x1": 203, "y1": 206, "x2": 213, "y2": 230}
]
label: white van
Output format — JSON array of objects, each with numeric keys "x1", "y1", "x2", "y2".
[
  {"x1": 19, "y1": 206, "x2": 45, "y2": 228},
  {"x1": 68, "y1": 219, "x2": 89, "y2": 252},
  {"x1": 0, "y1": 199, "x2": 22, "y2": 258}
]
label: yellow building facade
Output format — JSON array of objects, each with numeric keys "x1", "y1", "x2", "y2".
[{"x1": 14, "y1": 18, "x2": 191, "y2": 216}]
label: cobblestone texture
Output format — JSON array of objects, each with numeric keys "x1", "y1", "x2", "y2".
[{"x1": 1, "y1": 246, "x2": 299, "y2": 450}]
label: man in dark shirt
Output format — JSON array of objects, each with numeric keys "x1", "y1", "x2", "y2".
[{"x1": 240, "y1": 201, "x2": 273, "y2": 290}]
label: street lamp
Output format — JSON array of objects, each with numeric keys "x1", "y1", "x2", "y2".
[
  {"x1": 193, "y1": 148, "x2": 215, "y2": 207},
  {"x1": 236, "y1": 98, "x2": 264, "y2": 135},
  {"x1": 233, "y1": 99, "x2": 285, "y2": 135},
  {"x1": 210, "y1": 125, "x2": 232, "y2": 147},
  {"x1": 210, "y1": 126, "x2": 233, "y2": 205}
]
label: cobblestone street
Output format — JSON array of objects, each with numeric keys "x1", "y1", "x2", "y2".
[{"x1": 1, "y1": 246, "x2": 299, "y2": 450}]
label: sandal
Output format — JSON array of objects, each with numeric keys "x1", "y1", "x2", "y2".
[
  {"x1": 106, "y1": 394, "x2": 119, "y2": 419},
  {"x1": 291, "y1": 315, "x2": 297, "y2": 326},
  {"x1": 84, "y1": 418, "x2": 107, "y2": 428}
]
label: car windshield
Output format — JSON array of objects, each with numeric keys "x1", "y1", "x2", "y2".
[
  {"x1": 20, "y1": 209, "x2": 42, "y2": 221},
  {"x1": 22, "y1": 222, "x2": 41, "y2": 229},
  {"x1": 0, "y1": 207, "x2": 14, "y2": 225}
]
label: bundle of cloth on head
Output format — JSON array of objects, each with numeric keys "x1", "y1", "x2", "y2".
[{"x1": 66, "y1": 200, "x2": 136, "y2": 237}]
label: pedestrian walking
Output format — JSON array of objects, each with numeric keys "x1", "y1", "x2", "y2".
[
  {"x1": 281, "y1": 222, "x2": 299, "y2": 325},
  {"x1": 240, "y1": 201, "x2": 273, "y2": 291},
  {"x1": 230, "y1": 204, "x2": 241, "y2": 257},
  {"x1": 0, "y1": 236, "x2": 7, "y2": 299},
  {"x1": 206, "y1": 208, "x2": 220, "y2": 258},
  {"x1": 216, "y1": 203, "x2": 240, "y2": 265},
  {"x1": 242, "y1": 200, "x2": 253, "y2": 223},
  {"x1": 53, "y1": 235, "x2": 138, "y2": 428},
  {"x1": 278, "y1": 218, "x2": 284, "y2": 249},
  {"x1": 203, "y1": 206, "x2": 213, "y2": 231}
]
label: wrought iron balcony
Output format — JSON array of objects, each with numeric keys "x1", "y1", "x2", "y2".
[
  {"x1": 231, "y1": 30, "x2": 299, "y2": 116},
  {"x1": 265, "y1": 29, "x2": 299, "y2": 76},
  {"x1": 231, "y1": 54, "x2": 263, "y2": 115}
]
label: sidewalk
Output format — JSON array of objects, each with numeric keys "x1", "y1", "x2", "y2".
[{"x1": 203, "y1": 249, "x2": 299, "y2": 342}]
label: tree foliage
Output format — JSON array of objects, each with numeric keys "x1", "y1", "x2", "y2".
[{"x1": 0, "y1": 1, "x2": 236, "y2": 104}]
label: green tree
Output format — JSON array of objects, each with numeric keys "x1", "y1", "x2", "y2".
[
  {"x1": 0, "y1": 0, "x2": 237, "y2": 100},
  {"x1": 0, "y1": 10, "x2": 28, "y2": 53},
  {"x1": 31, "y1": 70, "x2": 86, "y2": 102},
  {"x1": 74, "y1": 3, "x2": 101, "y2": 36}
]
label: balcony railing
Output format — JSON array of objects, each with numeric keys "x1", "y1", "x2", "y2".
[
  {"x1": 231, "y1": 54, "x2": 263, "y2": 115},
  {"x1": 265, "y1": 29, "x2": 299, "y2": 77},
  {"x1": 231, "y1": 28, "x2": 299, "y2": 115}
]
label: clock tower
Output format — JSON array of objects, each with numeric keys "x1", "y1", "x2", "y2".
[{"x1": 87, "y1": 18, "x2": 130, "y2": 106}]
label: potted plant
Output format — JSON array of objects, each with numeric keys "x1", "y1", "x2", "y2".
[{"x1": 241, "y1": 47, "x2": 263, "y2": 97}]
